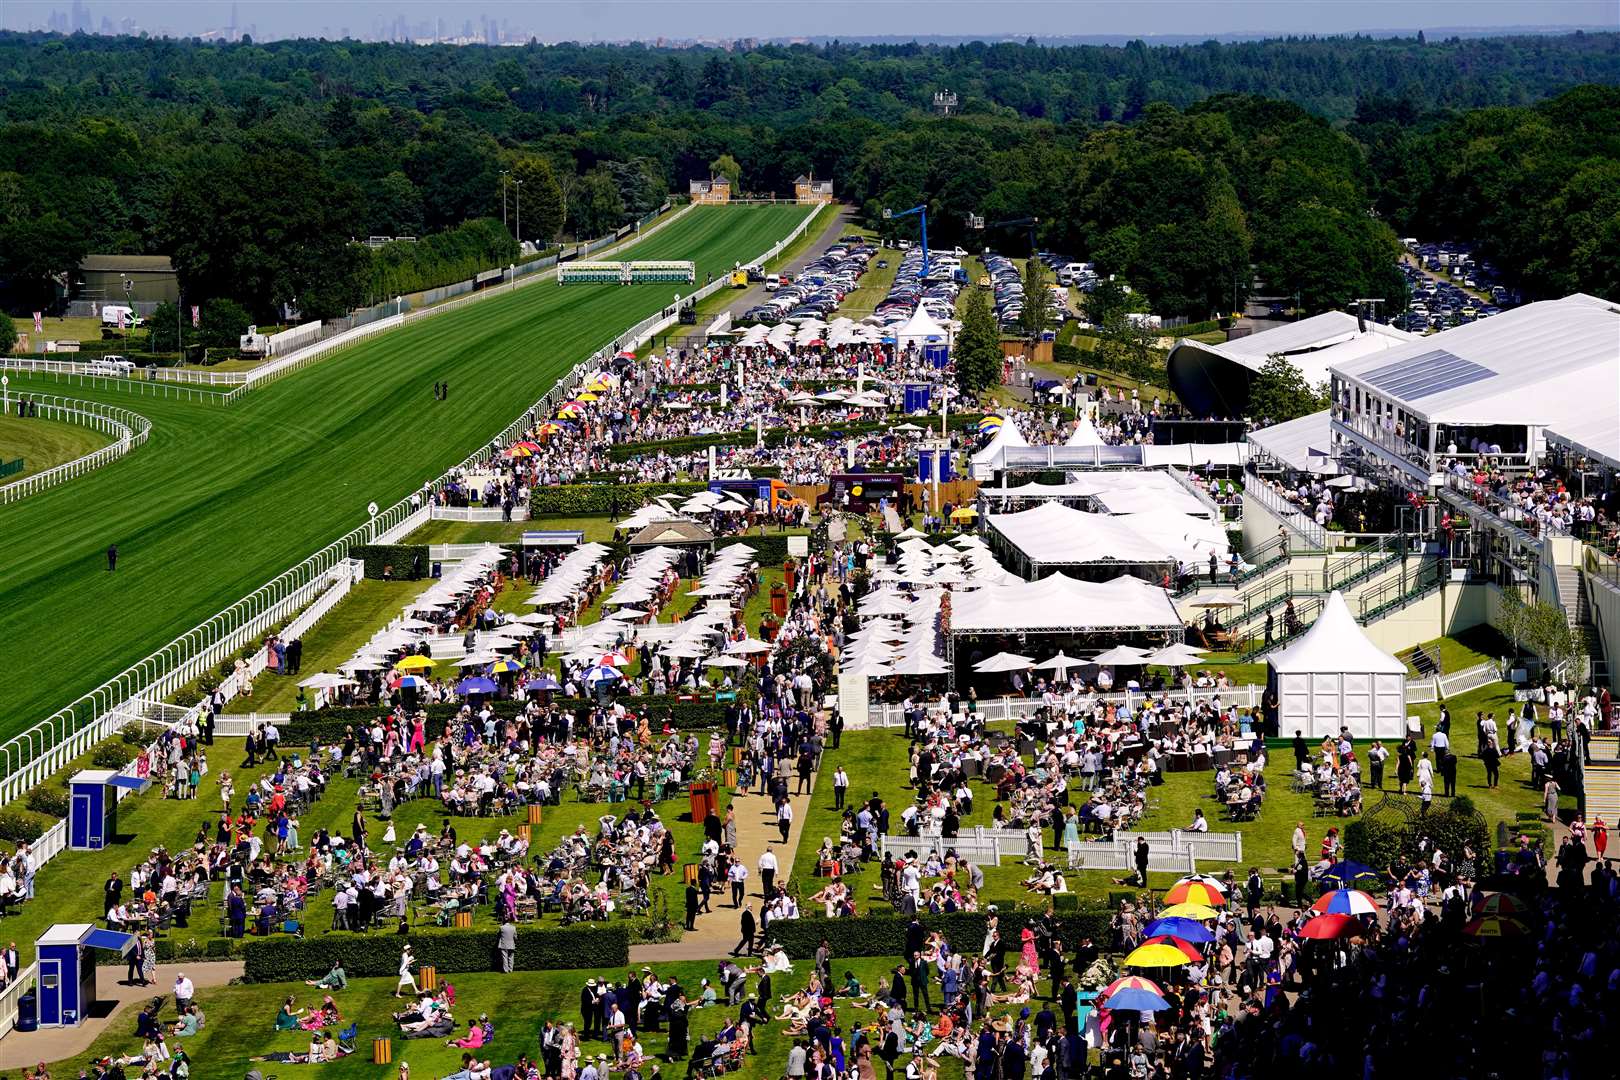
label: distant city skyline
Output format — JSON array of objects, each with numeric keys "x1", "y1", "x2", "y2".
[{"x1": 3, "y1": 0, "x2": 1617, "y2": 45}]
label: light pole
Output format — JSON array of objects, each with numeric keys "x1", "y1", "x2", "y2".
[
  {"x1": 500, "y1": 170, "x2": 510, "y2": 228},
  {"x1": 513, "y1": 179, "x2": 523, "y2": 248}
]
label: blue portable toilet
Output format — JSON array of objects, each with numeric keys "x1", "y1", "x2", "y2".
[
  {"x1": 924, "y1": 344, "x2": 949, "y2": 369},
  {"x1": 69, "y1": 770, "x2": 151, "y2": 851},
  {"x1": 935, "y1": 448, "x2": 956, "y2": 482},
  {"x1": 902, "y1": 383, "x2": 931, "y2": 414},
  {"x1": 35, "y1": 924, "x2": 137, "y2": 1027},
  {"x1": 917, "y1": 448, "x2": 934, "y2": 482}
]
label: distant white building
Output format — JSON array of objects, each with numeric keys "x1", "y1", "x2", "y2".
[{"x1": 1168, "y1": 311, "x2": 1414, "y2": 418}]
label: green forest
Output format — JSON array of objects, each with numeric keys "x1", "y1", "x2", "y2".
[{"x1": 0, "y1": 30, "x2": 1616, "y2": 320}]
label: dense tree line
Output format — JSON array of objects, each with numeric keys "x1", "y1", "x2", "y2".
[{"x1": 0, "y1": 31, "x2": 1614, "y2": 320}]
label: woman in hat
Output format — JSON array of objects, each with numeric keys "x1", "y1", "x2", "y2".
[{"x1": 395, "y1": 944, "x2": 418, "y2": 998}]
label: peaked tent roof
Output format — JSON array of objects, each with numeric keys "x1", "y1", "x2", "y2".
[
  {"x1": 971, "y1": 418, "x2": 1030, "y2": 465},
  {"x1": 950, "y1": 573, "x2": 1182, "y2": 633},
  {"x1": 1067, "y1": 416, "x2": 1105, "y2": 447},
  {"x1": 1268, "y1": 591, "x2": 1405, "y2": 675},
  {"x1": 897, "y1": 306, "x2": 950, "y2": 346},
  {"x1": 1247, "y1": 410, "x2": 1337, "y2": 473}
]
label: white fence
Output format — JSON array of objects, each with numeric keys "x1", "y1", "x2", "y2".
[
  {"x1": 0, "y1": 203, "x2": 815, "y2": 814},
  {"x1": 1067, "y1": 844, "x2": 1200, "y2": 874},
  {"x1": 0, "y1": 395, "x2": 152, "y2": 505},
  {"x1": 880, "y1": 833, "x2": 1005, "y2": 866},
  {"x1": 429, "y1": 506, "x2": 529, "y2": 523}
]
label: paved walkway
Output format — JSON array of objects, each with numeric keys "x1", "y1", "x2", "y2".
[
  {"x1": 0, "y1": 961, "x2": 244, "y2": 1070},
  {"x1": 631, "y1": 771, "x2": 817, "y2": 964}
]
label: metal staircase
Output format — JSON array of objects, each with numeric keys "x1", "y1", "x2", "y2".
[{"x1": 1554, "y1": 564, "x2": 1609, "y2": 688}]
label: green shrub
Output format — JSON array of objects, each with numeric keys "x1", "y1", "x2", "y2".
[
  {"x1": 92, "y1": 742, "x2": 135, "y2": 769},
  {"x1": 1344, "y1": 817, "x2": 1403, "y2": 872},
  {"x1": 205, "y1": 937, "x2": 237, "y2": 957},
  {"x1": 351, "y1": 544, "x2": 430, "y2": 581},
  {"x1": 1051, "y1": 893, "x2": 1079, "y2": 913},
  {"x1": 25, "y1": 786, "x2": 70, "y2": 818},
  {"x1": 769, "y1": 911, "x2": 1111, "y2": 960},
  {"x1": 727, "y1": 535, "x2": 791, "y2": 567},
  {"x1": 241, "y1": 924, "x2": 629, "y2": 981},
  {"x1": 0, "y1": 809, "x2": 47, "y2": 844}
]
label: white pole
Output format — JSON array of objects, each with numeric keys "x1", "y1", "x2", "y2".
[{"x1": 707, "y1": 444, "x2": 716, "y2": 480}]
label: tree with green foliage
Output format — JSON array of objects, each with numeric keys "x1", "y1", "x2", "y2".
[
  {"x1": 955, "y1": 288, "x2": 1002, "y2": 395},
  {"x1": 507, "y1": 155, "x2": 566, "y2": 244},
  {"x1": 568, "y1": 168, "x2": 626, "y2": 240},
  {"x1": 200, "y1": 299, "x2": 253, "y2": 350},
  {"x1": 1247, "y1": 353, "x2": 1328, "y2": 422},
  {"x1": 1018, "y1": 258, "x2": 1052, "y2": 342},
  {"x1": 145, "y1": 301, "x2": 187, "y2": 354},
  {"x1": 0, "y1": 311, "x2": 15, "y2": 355},
  {"x1": 709, "y1": 153, "x2": 742, "y2": 192}
]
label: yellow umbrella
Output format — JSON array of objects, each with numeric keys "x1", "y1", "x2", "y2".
[
  {"x1": 1122, "y1": 943, "x2": 1194, "y2": 968},
  {"x1": 1157, "y1": 903, "x2": 1218, "y2": 921},
  {"x1": 575, "y1": 391, "x2": 599, "y2": 403},
  {"x1": 950, "y1": 506, "x2": 979, "y2": 521},
  {"x1": 585, "y1": 379, "x2": 614, "y2": 392},
  {"x1": 395, "y1": 655, "x2": 436, "y2": 671}
]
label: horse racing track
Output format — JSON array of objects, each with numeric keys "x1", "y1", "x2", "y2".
[{"x1": 0, "y1": 203, "x2": 811, "y2": 741}]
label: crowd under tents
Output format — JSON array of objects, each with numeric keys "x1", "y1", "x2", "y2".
[
  {"x1": 985, "y1": 500, "x2": 1231, "y2": 580},
  {"x1": 1267, "y1": 590, "x2": 1408, "y2": 739}
]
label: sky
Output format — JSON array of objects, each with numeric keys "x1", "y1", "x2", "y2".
[{"x1": 3, "y1": 0, "x2": 1616, "y2": 42}]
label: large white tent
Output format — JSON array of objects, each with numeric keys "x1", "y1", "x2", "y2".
[
  {"x1": 949, "y1": 573, "x2": 1182, "y2": 634},
  {"x1": 1267, "y1": 591, "x2": 1407, "y2": 738},
  {"x1": 985, "y1": 500, "x2": 1228, "y2": 575}
]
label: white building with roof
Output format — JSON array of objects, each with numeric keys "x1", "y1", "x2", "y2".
[
  {"x1": 1168, "y1": 311, "x2": 1414, "y2": 418},
  {"x1": 1327, "y1": 293, "x2": 1620, "y2": 489}
]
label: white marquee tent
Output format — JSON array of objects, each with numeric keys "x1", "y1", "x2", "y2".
[
  {"x1": 985, "y1": 501, "x2": 1229, "y2": 575},
  {"x1": 970, "y1": 420, "x2": 1030, "y2": 480},
  {"x1": 896, "y1": 306, "x2": 952, "y2": 352},
  {"x1": 1267, "y1": 591, "x2": 1407, "y2": 738},
  {"x1": 949, "y1": 573, "x2": 1182, "y2": 634}
]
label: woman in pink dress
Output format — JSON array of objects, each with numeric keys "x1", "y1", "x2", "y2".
[
  {"x1": 1020, "y1": 926, "x2": 1040, "y2": 975},
  {"x1": 410, "y1": 715, "x2": 426, "y2": 754},
  {"x1": 1595, "y1": 816, "x2": 1609, "y2": 862}
]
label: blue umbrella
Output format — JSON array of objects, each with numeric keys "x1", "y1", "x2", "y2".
[
  {"x1": 582, "y1": 664, "x2": 623, "y2": 683},
  {"x1": 1142, "y1": 916, "x2": 1214, "y2": 944},
  {"x1": 526, "y1": 675, "x2": 562, "y2": 692},
  {"x1": 1101, "y1": 987, "x2": 1170, "y2": 1012},
  {"x1": 395, "y1": 674, "x2": 429, "y2": 690},
  {"x1": 457, "y1": 676, "x2": 498, "y2": 695},
  {"x1": 1321, "y1": 861, "x2": 1378, "y2": 887}
]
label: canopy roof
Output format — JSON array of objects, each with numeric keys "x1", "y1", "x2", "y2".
[
  {"x1": 1247, "y1": 410, "x2": 1337, "y2": 474},
  {"x1": 987, "y1": 501, "x2": 1226, "y2": 569},
  {"x1": 982, "y1": 471, "x2": 1211, "y2": 518},
  {"x1": 1067, "y1": 416, "x2": 1105, "y2": 447},
  {"x1": 1330, "y1": 293, "x2": 1619, "y2": 425},
  {"x1": 971, "y1": 418, "x2": 1030, "y2": 465},
  {"x1": 950, "y1": 573, "x2": 1182, "y2": 633},
  {"x1": 897, "y1": 306, "x2": 950, "y2": 347},
  {"x1": 1268, "y1": 592, "x2": 1405, "y2": 675},
  {"x1": 1169, "y1": 312, "x2": 1414, "y2": 417}
]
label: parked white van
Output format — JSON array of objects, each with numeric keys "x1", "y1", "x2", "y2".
[{"x1": 99, "y1": 305, "x2": 144, "y2": 328}]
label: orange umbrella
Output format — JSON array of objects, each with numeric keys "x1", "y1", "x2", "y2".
[
  {"x1": 1472, "y1": 892, "x2": 1525, "y2": 917},
  {"x1": 1164, "y1": 880, "x2": 1226, "y2": 907},
  {"x1": 1141, "y1": 935, "x2": 1203, "y2": 962}
]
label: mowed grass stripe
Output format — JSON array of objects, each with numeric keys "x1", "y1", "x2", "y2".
[{"x1": 0, "y1": 204, "x2": 810, "y2": 739}]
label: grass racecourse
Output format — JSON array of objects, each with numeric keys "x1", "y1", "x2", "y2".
[{"x1": 0, "y1": 203, "x2": 810, "y2": 742}]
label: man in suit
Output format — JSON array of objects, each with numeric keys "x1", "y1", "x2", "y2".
[
  {"x1": 909, "y1": 951, "x2": 931, "y2": 1012},
  {"x1": 888, "y1": 966, "x2": 907, "y2": 1010},
  {"x1": 1001, "y1": 1030, "x2": 1027, "y2": 1080},
  {"x1": 104, "y1": 870, "x2": 124, "y2": 917},
  {"x1": 226, "y1": 884, "x2": 247, "y2": 939},
  {"x1": 685, "y1": 882, "x2": 700, "y2": 931},
  {"x1": 733, "y1": 905, "x2": 756, "y2": 956},
  {"x1": 497, "y1": 919, "x2": 517, "y2": 973},
  {"x1": 580, "y1": 979, "x2": 600, "y2": 1039},
  {"x1": 1059, "y1": 978, "x2": 1078, "y2": 1038}
]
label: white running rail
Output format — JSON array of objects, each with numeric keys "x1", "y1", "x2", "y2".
[
  {"x1": 0, "y1": 203, "x2": 817, "y2": 811},
  {"x1": 0, "y1": 395, "x2": 152, "y2": 504}
]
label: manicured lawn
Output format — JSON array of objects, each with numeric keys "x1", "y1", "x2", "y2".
[
  {"x1": 0, "y1": 412, "x2": 112, "y2": 479},
  {"x1": 1396, "y1": 624, "x2": 1510, "y2": 677},
  {"x1": 0, "y1": 204, "x2": 812, "y2": 744},
  {"x1": 53, "y1": 957, "x2": 1014, "y2": 1080},
  {"x1": 225, "y1": 580, "x2": 435, "y2": 714},
  {"x1": 406, "y1": 515, "x2": 624, "y2": 546}
]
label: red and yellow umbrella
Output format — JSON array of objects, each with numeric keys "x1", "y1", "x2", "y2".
[
  {"x1": 1464, "y1": 915, "x2": 1528, "y2": 938},
  {"x1": 1164, "y1": 880, "x2": 1226, "y2": 908},
  {"x1": 1140, "y1": 935, "x2": 1203, "y2": 962},
  {"x1": 504, "y1": 445, "x2": 534, "y2": 459},
  {"x1": 1472, "y1": 892, "x2": 1526, "y2": 917},
  {"x1": 557, "y1": 402, "x2": 586, "y2": 418},
  {"x1": 536, "y1": 422, "x2": 568, "y2": 437}
]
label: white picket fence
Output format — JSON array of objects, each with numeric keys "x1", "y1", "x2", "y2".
[
  {"x1": 430, "y1": 506, "x2": 529, "y2": 523},
  {"x1": 0, "y1": 395, "x2": 152, "y2": 504}
]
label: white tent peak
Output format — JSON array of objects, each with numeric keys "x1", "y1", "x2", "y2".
[
  {"x1": 897, "y1": 306, "x2": 949, "y2": 347},
  {"x1": 1066, "y1": 416, "x2": 1105, "y2": 447},
  {"x1": 1269, "y1": 591, "x2": 1404, "y2": 675}
]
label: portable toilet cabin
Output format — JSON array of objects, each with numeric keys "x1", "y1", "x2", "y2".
[
  {"x1": 69, "y1": 769, "x2": 151, "y2": 851},
  {"x1": 35, "y1": 924, "x2": 137, "y2": 1027},
  {"x1": 903, "y1": 383, "x2": 932, "y2": 414}
]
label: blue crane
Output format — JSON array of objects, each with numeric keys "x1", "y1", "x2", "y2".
[{"x1": 883, "y1": 204, "x2": 931, "y2": 279}]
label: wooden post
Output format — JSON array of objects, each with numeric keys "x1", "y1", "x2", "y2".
[
  {"x1": 528, "y1": 804, "x2": 544, "y2": 825},
  {"x1": 420, "y1": 965, "x2": 438, "y2": 991},
  {"x1": 373, "y1": 1038, "x2": 393, "y2": 1064}
]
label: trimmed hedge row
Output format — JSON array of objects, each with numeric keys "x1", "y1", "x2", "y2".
[
  {"x1": 528, "y1": 482, "x2": 709, "y2": 516},
  {"x1": 770, "y1": 910, "x2": 1112, "y2": 959},
  {"x1": 242, "y1": 924, "x2": 629, "y2": 982},
  {"x1": 352, "y1": 544, "x2": 430, "y2": 581},
  {"x1": 726, "y1": 534, "x2": 793, "y2": 567}
]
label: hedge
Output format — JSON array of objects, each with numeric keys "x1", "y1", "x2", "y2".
[
  {"x1": 727, "y1": 534, "x2": 793, "y2": 567},
  {"x1": 769, "y1": 910, "x2": 1111, "y2": 959},
  {"x1": 528, "y1": 483, "x2": 708, "y2": 516},
  {"x1": 351, "y1": 544, "x2": 430, "y2": 581},
  {"x1": 242, "y1": 924, "x2": 629, "y2": 982}
]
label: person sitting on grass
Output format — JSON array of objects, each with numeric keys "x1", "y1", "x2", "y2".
[
  {"x1": 448, "y1": 1015, "x2": 494, "y2": 1049},
  {"x1": 439, "y1": 1053, "x2": 493, "y2": 1080},
  {"x1": 306, "y1": 960, "x2": 348, "y2": 990},
  {"x1": 299, "y1": 995, "x2": 341, "y2": 1031},
  {"x1": 169, "y1": 1004, "x2": 204, "y2": 1038},
  {"x1": 273, "y1": 996, "x2": 303, "y2": 1031}
]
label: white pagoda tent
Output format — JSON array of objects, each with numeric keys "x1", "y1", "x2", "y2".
[{"x1": 1267, "y1": 591, "x2": 1407, "y2": 738}]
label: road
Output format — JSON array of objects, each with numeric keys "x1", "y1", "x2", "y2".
[{"x1": 715, "y1": 206, "x2": 855, "y2": 323}]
